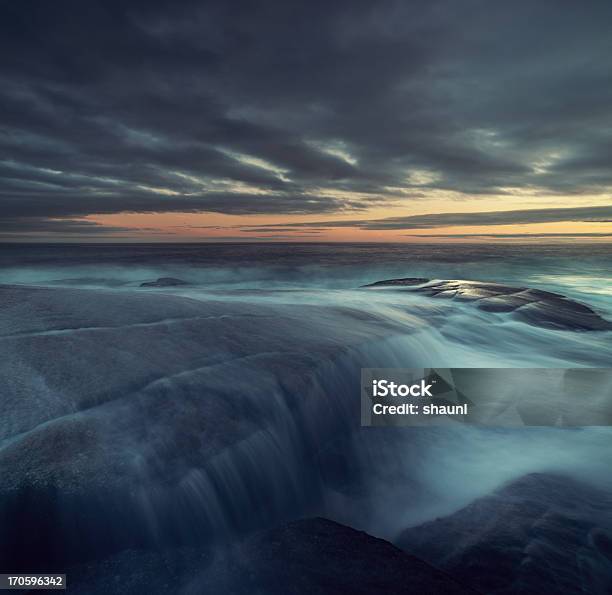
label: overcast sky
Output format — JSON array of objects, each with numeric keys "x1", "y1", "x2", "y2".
[{"x1": 1, "y1": 0, "x2": 611, "y2": 241}]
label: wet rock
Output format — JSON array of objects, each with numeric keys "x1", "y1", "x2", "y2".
[
  {"x1": 362, "y1": 278, "x2": 612, "y2": 331},
  {"x1": 68, "y1": 518, "x2": 477, "y2": 594},
  {"x1": 397, "y1": 473, "x2": 612, "y2": 595},
  {"x1": 0, "y1": 284, "x2": 404, "y2": 570},
  {"x1": 200, "y1": 517, "x2": 476, "y2": 595},
  {"x1": 364, "y1": 277, "x2": 429, "y2": 287},
  {"x1": 140, "y1": 277, "x2": 189, "y2": 287}
]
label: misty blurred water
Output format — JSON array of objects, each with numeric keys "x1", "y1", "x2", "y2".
[
  {"x1": 1, "y1": 242, "x2": 611, "y2": 300},
  {"x1": 2, "y1": 243, "x2": 612, "y2": 583}
]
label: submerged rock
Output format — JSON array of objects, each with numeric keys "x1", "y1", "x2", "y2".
[
  {"x1": 362, "y1": 278, "x2": 612, "y2": 331},
  {"x1": 397, "y1": 473, "x2": 612, "y2": 595},
  {"x1": 140, "y1": 277, "x2": 189, "y2": 287}
]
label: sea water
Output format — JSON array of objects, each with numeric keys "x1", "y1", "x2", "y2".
[{"x1": 1, "y1": 242, "x2": 611, "y2": 547}]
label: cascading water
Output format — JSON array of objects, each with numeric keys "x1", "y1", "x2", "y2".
[{"x1": 1, "y1": 243, "x2": 612, "y2": 590}]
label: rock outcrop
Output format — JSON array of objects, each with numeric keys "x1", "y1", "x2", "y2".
[
  {"x1": 0, "y1": 284, "x2": 405, "y2": 570},
  {"x1": 363, "y1": 278, "x2": 612, "y2": 331},
  {"x1": 68, "y1": 518, "x2": 476, "y2": 594},
  {"x1": 398, "y1": 473, "x2": 612, "y2": 595},
  {"x1": 140, "y1": 277, "x2": 189, "y2": 287}
]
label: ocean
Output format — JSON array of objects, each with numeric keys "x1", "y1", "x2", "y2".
[
  {"x1": 2, "y1": 242, "x2": 611, "y2": 367},
  {"x1": 1, "y1": 242, "x2": 611, "y2": 592}
]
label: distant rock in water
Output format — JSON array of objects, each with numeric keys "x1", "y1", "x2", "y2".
[
  {"x1": 140, "y1": 277, "x2": 189, "y2": 287},
  {"x1": 365, "y1": 277, "x2": 430, "y2": 287},
  {"x1": 362, "y1": 278, "x2": 612, "y2": 331},
  {"x1": 397, "y1": 473, "x2": 612, "y2": 595}
]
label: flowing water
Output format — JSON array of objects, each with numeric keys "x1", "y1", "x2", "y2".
[{"x1": 1, "y1": 242, "x2": 611, "y2": 579}]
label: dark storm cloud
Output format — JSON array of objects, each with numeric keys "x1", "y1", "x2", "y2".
[
  {"x1": 237, "y1": 205, "x2": 612, "y2": 231},
  {"x1": 0, "y1": 218, "x2": 132, "y2": 234},
  {"x1": 411, "y1": 233, "x2": 612, "y2": 239},
  {"x1": 240, "y1": 227, "x2": 324, "y2": 234},
  {"x1": 1, "y1": 0, "x2": 612, "y2": 234},
  {"x1": 0, "y1": 186, "x2": 358, "y2": 218}
]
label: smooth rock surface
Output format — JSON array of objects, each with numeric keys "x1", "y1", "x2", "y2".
[
  {"x1": 69, "y1": 518, "x2": 476, "y2": 595},
  {"x1": 363, "y1": 278, "x2": 612, "y2": 331},
  {"x1": 0, "y1": 284, "x2": 404, "y2": 569},
  {"x1": 140, "y1": 277, "x2": 189, "y2": 287},
  {"x1": 398, "y1": 473, "x2": 612, "y2": 595}
]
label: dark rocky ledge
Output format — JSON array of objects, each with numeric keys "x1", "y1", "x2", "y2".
[
  {"x1": 68, "y1": 518, "x2": 477, "y2": 594},
  {"x1": 140, "y1": 277, "x2": 189, "y2": 287},
  {"x1": 207, "y1": 517, "x2": 477, "y2": 595},
  {"x1": 397, "y1": 473, "x2": 612, "y2": 595},
  {"x1": 362, "y1": 278, "x2": 612, "y2": 331}
]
